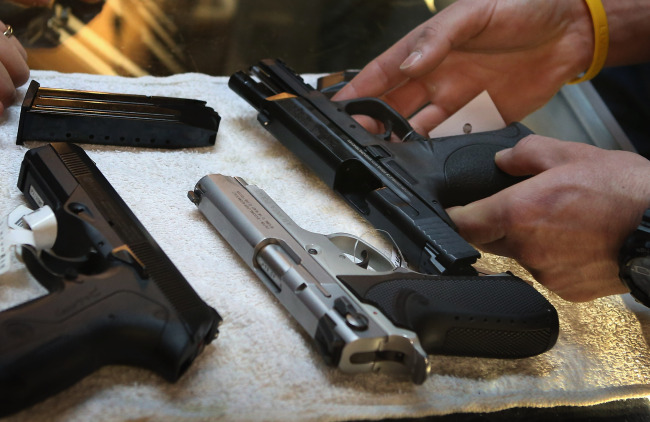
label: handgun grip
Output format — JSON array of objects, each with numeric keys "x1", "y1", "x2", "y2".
[
  {"x1": 339, "y1": 271, "x2": 558, "y2": 358},
  {"x1": 0, "y1": 252, "x2": 214, "y2": 416},
  {"x1": 379, "y1": 123, "x2": 533, "y2": 209},
  {"x1": 432, "y1": 123, "x2": 532, "y2": 206}
]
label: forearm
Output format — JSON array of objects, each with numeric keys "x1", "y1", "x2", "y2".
[{"x1": 602, "y1": 0, "x2": 650, "y2": 66}]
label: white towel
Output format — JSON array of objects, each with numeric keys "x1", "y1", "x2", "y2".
[{"x1": 1, "y1": 70, "x2": 650, "y2": 422}]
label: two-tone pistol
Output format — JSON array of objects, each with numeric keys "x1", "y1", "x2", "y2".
[{"x1": 189, "y1": 174, "x2": 558, "y2": 384}]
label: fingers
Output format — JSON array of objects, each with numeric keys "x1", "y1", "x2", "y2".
[
  {"x1": 334, "y1": 0, "x2": 493, "y2": 102},
  {"x1": 397, "y1": 1, "x2": 495, "y2": 78},
  {"x1": 404, "y1": 103, "x2": 449, "y2": 135},
  {"x1": 332, "y1": 44, "x2": 412, "y2": 101},
  {"x1": 1, "y1": 22, "x2": 29, "y2": 76},
  {"x1": 448, "y1": 191, "x2": 629, "y2": 303},
  {"x1": 445, "y1": 136, "x2": 584, "y2": 247},
  {"x1": 446, "y1": 194, "x2": 509, "y2": 247},
  {"x1": 0, "y1": 21, "x2": 30, "y2": 112},
  {"x1": 332, "y1": 0, "x2": 504, "y2": 134},
  {"x1": 450, "y1": 136, "x2": 601, "y2": 245}
]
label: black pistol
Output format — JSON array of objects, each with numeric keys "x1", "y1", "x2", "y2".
[
  {"x1": 229, "y1": 59, "x2": 532, "y2": 276},
  {"x1": 0, "y1": 143, "x2": 222, "y2": 416}
]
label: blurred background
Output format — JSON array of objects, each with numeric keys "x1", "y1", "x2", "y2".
[{"x1": 2, "y1": 0, "x2": 435, "y2": 76}]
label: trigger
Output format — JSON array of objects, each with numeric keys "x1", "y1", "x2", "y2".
[
  {"x1": 356, "y1": 249, "x2": 370, "y2": 269},
  {"x1": 327, "y1": 233, "x2": 395, "y2": 272},
  {"x1": 112, "y1": 245, "x2": 149, "y2": 278},
  {"x1": 381, "y1": 120, "x2": 394, "y2": 141}
]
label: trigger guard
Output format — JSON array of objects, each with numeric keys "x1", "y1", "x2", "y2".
[
  {"x1": 326, "y1": 233, "x2": 395, "y2": 272},
  {"x1": 20, "y1": 245, "x2": 66, "y2": 292},
  {"x1": 333, "y1": 98, "x2": 414, "y2": 140},
  {"x1": 23, "y1": 246, "x2": 105, "y2": 280}
]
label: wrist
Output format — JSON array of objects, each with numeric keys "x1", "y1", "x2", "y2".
[
  {"x1": 569, "y1": 0, "x2": 609, "y2": 84},
  {"x1": 617, "y1": 158, "x2": 650, "y2": 305},
  {"x1": 619, "y1": 209, "x2": 650, "y2": 307},
  {"x1": 600, "y1": 0, "x2": 650, "y2": 66}
]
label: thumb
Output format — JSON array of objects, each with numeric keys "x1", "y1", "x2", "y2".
[
  {"x1": 446, "y1": 195, "x2": 508, "y2": 246},
  {"x1": 495, "y1": 135, "x2": 590, "y2": 177}
]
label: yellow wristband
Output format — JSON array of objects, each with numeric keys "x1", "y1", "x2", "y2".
[{"x1": 569, "y1": 0, "x2": 609, "y2": 84}]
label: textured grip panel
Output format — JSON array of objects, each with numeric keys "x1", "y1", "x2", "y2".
[
  {"x1": 340, "y1": 273, "x2": 558, "y2": 358},
  {"x1": 376, "y1": 122, "x2": 533, "y2": 208},
  {"x1": 443, "y1": 143, "x2": 523, "y2": 206},
  {"x1": 437, "y1": 123, "x2": 532, "y2": 206},
  {"x1": 442, "y1": 326, "x2": 554, "y2": 358}
]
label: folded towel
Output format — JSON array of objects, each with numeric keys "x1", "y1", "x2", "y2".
[{"x1": 1, "y1": 70, "x2": 650, "y2": 422}]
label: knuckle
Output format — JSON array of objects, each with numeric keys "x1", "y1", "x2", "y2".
[
  {"x1": 368, "y1": 60, "x2": 393, "y2": 92},
  {"x1": 516, "y1": 245, "x2": 551, "y2": 272},
  {"x1": 419, "y1": 20, "x2": 444, "y2": 41},
  {"x1": 511, "y1": 134, "x2": 542, "y2": 154},
  {"x1": 499, "y1": 204, "x2": 552, "y2": 269},
  {"x1": 14, "y1": 65, "x2": 30, "y2": 87},
  {"x1": 0, "y1": 83, "x2": 16, "y2": 106},
  {"x1": 415, "y1": 20, "x2": 449, "y2": 52}
]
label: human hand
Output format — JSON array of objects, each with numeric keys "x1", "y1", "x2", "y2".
[
  {"x1": 333, "y1": 0, "x2": 595, "y2": 135},
  {"x1": 0, "y1": 21, "x2": 30, "y2": 116},
  {"x1": 447, "y1": 136, "x2": 650, "y2": 302}
]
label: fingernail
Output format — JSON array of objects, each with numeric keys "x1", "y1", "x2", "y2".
[
  {"x1": 495, "y1": 148, "x2": 512, "y2": 161},
  {"x1": 400, "y1": 51, "x2": 422, "y2": 70}
]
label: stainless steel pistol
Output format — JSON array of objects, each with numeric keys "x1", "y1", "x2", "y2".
[{"x1": 189, "y1": 174, "x2": 559, "y2": 384}]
